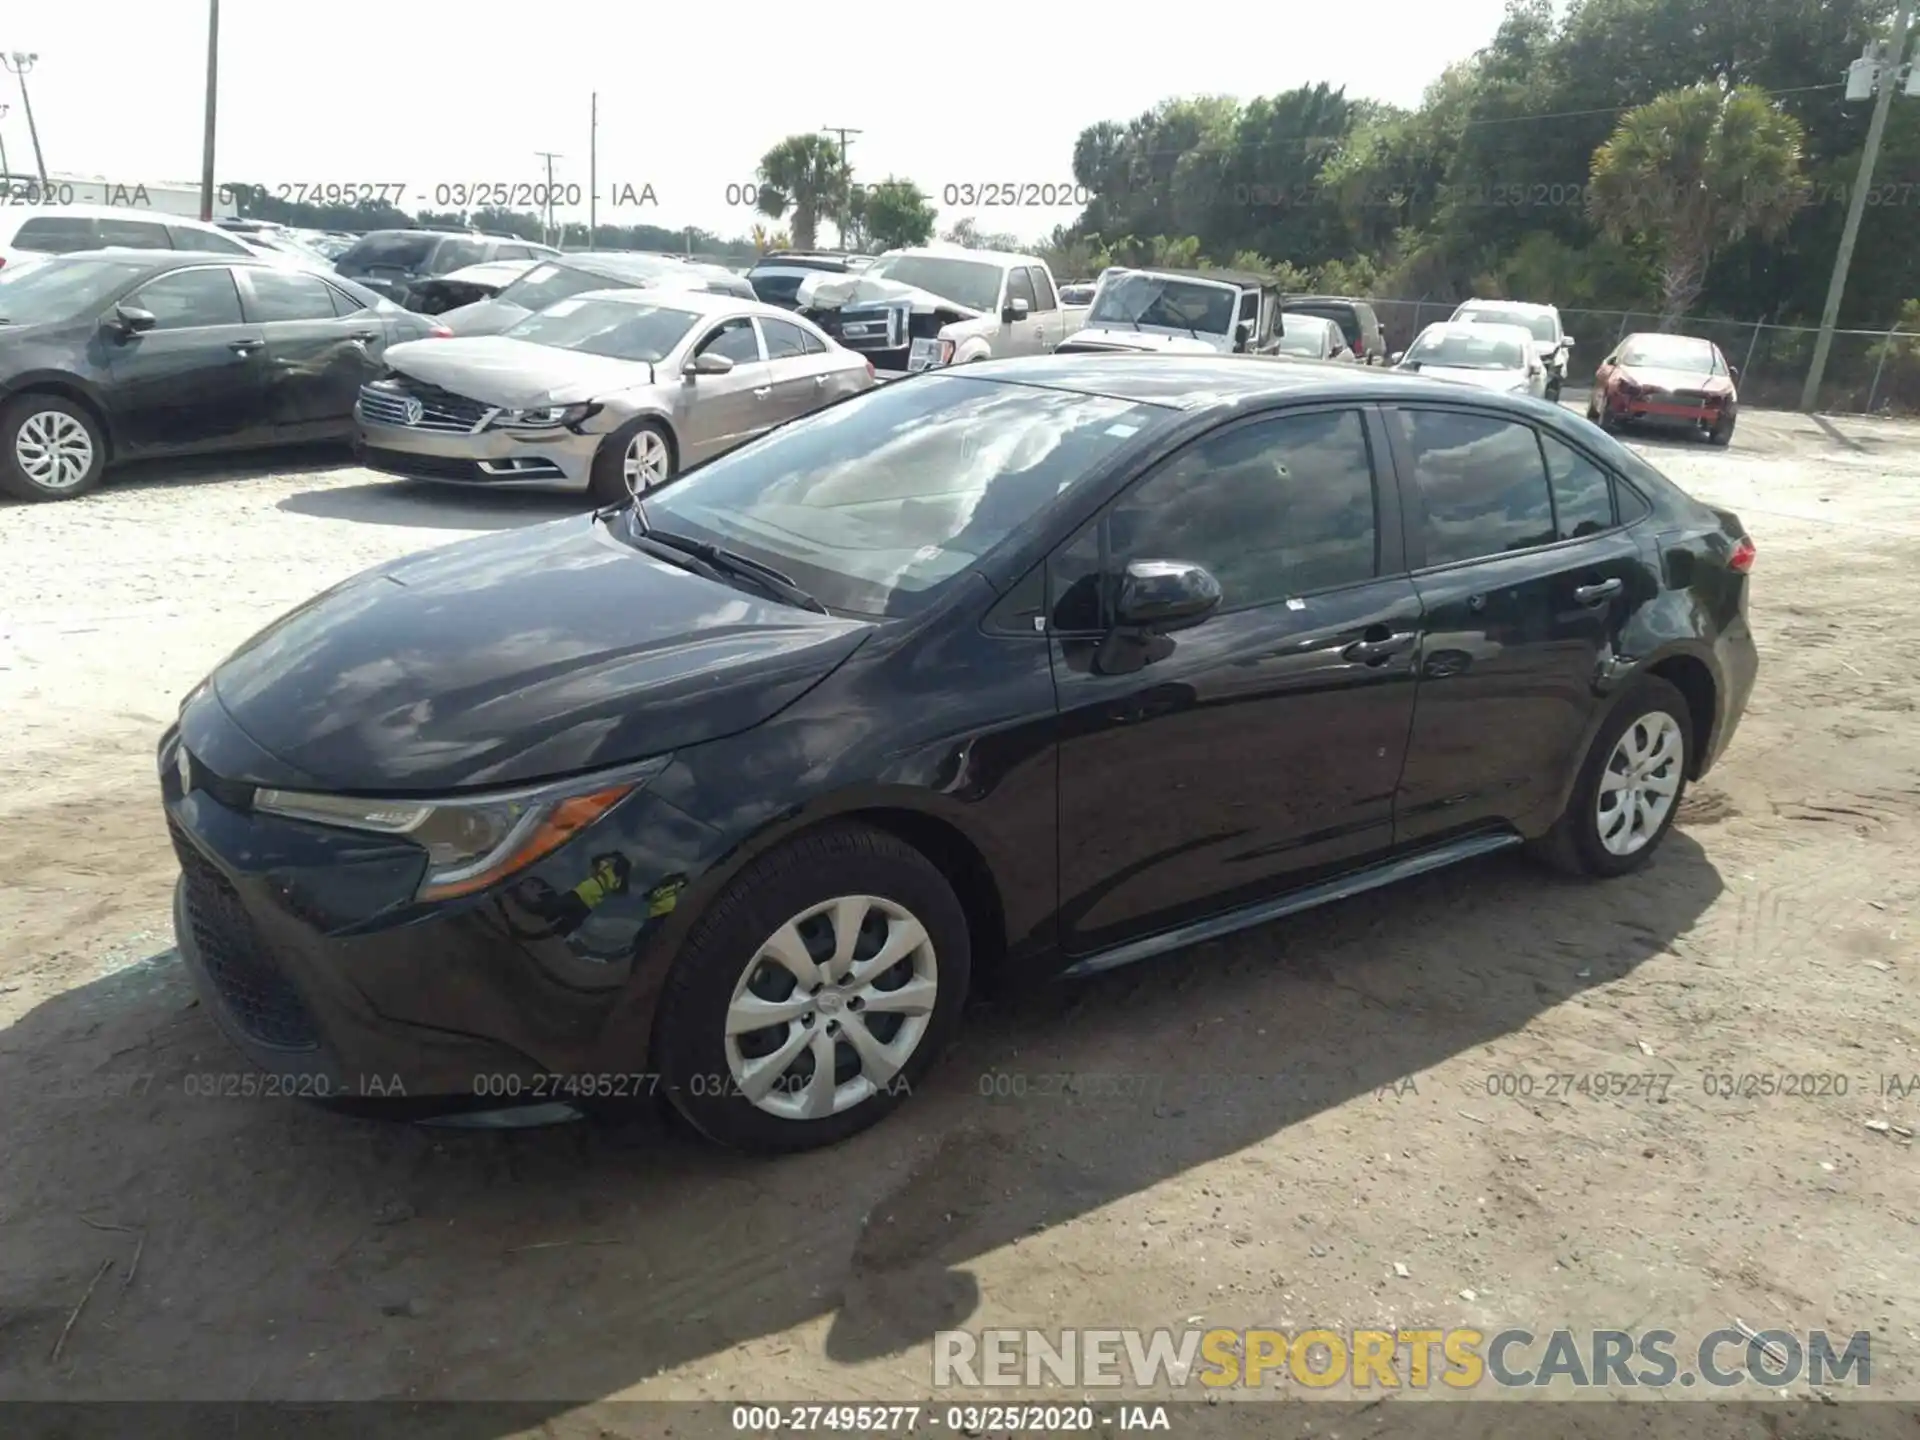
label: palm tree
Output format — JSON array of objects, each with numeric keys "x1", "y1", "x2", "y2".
[
  {"x1": 1587, "y1": 82, "x2": 1810, "y2": 324},
  {"x1": 755, "y1": 135, "x2": 849, "y2": 251}
]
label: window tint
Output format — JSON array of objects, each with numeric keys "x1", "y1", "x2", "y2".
[
  {"x1": 759, "y1": 317, "x2": 809, "y2": 360},
  {"x1": 1005, "y1": 267, "x2": 1037, "y2": 311},
  {"x1": 13, "y1": 216, "x2": 96, "y2": 254},
  {"x1": 798, "y1": 326, "x2": 827, "y2": 355},
  {"x1": 1027, "y1": 266, "x2": 1057, "y2": 311},
  {"x1": 1238, "y1": 290, "x2": 1259, "y2": 321},
  {"x1": 1541, "y1": 432, "x2": 1615, "y2": 540},
  {"x1": 129, "y1": 268, "x2": 245, "y2": 329},
  {"x1": 432, "y1": 239, "x2": 486, "y2": 272},
  {"x1": 696, "y1": 316, "x2": 761, "y2": 364},
  {"x1": 1393, "y1": 409, "x2": 1555, "y2": 566},
  {"x1": 172, "y1": 225, "x2": 251, "y2": 255},
  {"x1": 245, "y1": 268, "x2": 341, "y2": 322},
  {"x1": 494, "y1": 243, "x2": 532, "y2": 260},
  {"x1": 95, "y1": 217, "x2": 173, "y2": 250},
  {"x1": 338, "y1": 233, "x2": 438, "y2": 269},
  {"x1": 1068, "y1": 410, "x2": 1379, "y2": 619},
  {"x1": 328, "y1": 285, "x2": 367, "y2": 316}
]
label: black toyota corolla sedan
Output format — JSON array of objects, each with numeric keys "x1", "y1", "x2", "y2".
[{"x1": 160, "y1": 354, "x2": 1759, "y2": 1151}]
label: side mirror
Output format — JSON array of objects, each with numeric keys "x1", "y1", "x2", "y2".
[
  {"x1": 1389, "y1": 351, "x2": 1405, "y2": 365},
  {"x1": 1729, "y1": 365, "x2": 1741, "y2": 384},
  {"x1": 1002, "y1": 297, "x2": 1031, "y2": 323},
  {"x1": 1563, "y1": 337, "x2": 1575, "y2": 351},
  {"x1": 685, "y1": 352, "x2": 734, "y2": 377},
  {"x1": 1114, "y1": 559, "x2": 1222, "y2": 633},
  {"x1": 105, "y1": 304, "x2": 157, "y2": 337}
]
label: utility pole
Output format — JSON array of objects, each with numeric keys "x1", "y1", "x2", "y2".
[
  {"x1": 535, "y1": 151, "x2": 563, "y2": 248},
  {"x1": 198, "y1": 3, "x2": 219, "y2": 221},
  {"x1": 587, "y1": 92, "x2": 598, "y2": 251},
  {"x1": 821, "y1": 125, "x2": 862, "y2": 169},
  {"x1": 2, "y1": 53, "x2": 47, "y2": 187},
  {"x1": 0, "y1": 103, "x2": 11, "y2": 194},
  {"x1": 1802, "y1": 0, "x2": 1914, "y2": 411}
]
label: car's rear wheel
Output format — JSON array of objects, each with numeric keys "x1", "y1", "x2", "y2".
[
  {"x1": 650, "y1": 823, "x2": 970, "y2": 1152},
  {"x1": 1531, "y1": 676, "x2": 1693, "y2": 878},
  {"x1": 0, "y1": 394, "x2": 107, "y2": 502},
  {"x1": 588, "y1": 418, "x2": 674, "y2": 508}
]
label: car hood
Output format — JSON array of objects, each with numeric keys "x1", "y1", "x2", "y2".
[
  {"x1": 436, "y1": 296, "x2": 534, "y2": 336},
  {"x1": 1403, "y1": 364, "x2": 1530, "y2": 391},
  {"x1": 1617, "y1": 365, "x2": 1733, "y2": 393},
  {"x1": 796, "y1": 272, "x2": 982, "y2": 321},
  {"x1": 204, "y1": 515, "x2": 872, "y2": 792},
  {"x1": 384, "y1": 335, "x2": 654, "y2": 407},
  {"x1": 1055, "y1": 326, "x2": 1228, "y2": 354}
]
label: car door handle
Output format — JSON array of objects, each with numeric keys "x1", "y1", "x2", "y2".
[
  {"x1": 229, "y1": 339, "x2": 263, "y2": 355},
  {"x1": 1341, "y1": 631, "x2": 1417, "y2": 664},
  {"x1": 350, "y1": 330, "x2": 379, "y2": 342},
  {"x1": 752, "y1": 386, "x2": 772, "y2": 398},
  {"x1": 814, "y1": 374, "x2": 829, "y2": 385},
  {"x1": 1574, "y1": 577, "x2": 1623, "y2": 605}
]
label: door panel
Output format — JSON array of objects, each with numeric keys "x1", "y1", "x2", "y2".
[
  {"x1": 239, "y1": 268, "x2": 384, "y2": 438},
  {"x1": 755, "y1": 316, "x2": 830, "y2": 425},
  {"x1": 1049, "y1": 404, "x2": 1418, "y2": 954},
  {"x1": 106, "y1": 267, "x2": 270, "y2": 453},
  {"x1": 678, "y1": 317, "x2": 771, "y2": 463},
  {"x1": 1385, "y1": 404, "x2": 1643, "y2": 841}
]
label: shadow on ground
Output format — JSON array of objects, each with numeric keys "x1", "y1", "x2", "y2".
[
  {"x1": 276, "y1": 479, "x2": 589, "y2": 532},
  {"x1": 0, "y1": 834, "x2": 1727, "y2": 1418}
]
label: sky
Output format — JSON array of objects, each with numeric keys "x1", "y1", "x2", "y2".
[{"x1": 1, "y1": 0, "x2": 1515, "y2": 244}]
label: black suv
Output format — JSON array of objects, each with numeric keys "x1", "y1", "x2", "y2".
[
  {"x1": 745, "y1": 252, "x2": 864, "y2": 310},
  {"x1": 332, "y1": 230, "x2": 561, "y2": 307},
  {"x1": 1283, "y1": 295, "x2": 1387, "y2": 365}
]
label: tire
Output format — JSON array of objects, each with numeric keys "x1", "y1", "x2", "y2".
[
  {"x1": 649, "y1": 823, "x2": 971, "y2": 1153},
  {"x1": 1546, "y1": 378, "x2": 1563, "y2": 403},
  {"x1": 588, "y1": 417, "x2": 674, "y2": 508},
  {"x1": 1596, "y1": 399, "x2": 1621, "y2": 434},
  {"x1": 1708, "y1": 410, "x2": 1735, "y2": 447},
  {"x1": 1530, "y1": 676, "x2": 1693, "y2": 879},
  {"x1": 0, "y1": 393, "x2": 107, "y2": 502}
]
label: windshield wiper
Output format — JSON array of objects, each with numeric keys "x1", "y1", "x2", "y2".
[{"x1": 630, "y1": 504, "x2": 827, "y2": 613}]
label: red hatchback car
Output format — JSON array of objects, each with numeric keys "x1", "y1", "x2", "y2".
[{"x1": 1589, "y1": 332, "x2": 1739, "y2": 446}]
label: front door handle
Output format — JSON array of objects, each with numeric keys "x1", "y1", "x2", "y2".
[
  {"x1": 229, "y1": 339, "x2": 263, "y2": 355},
  {"x1": 752, "y1": 386, "x2": 772, "y2": 398},
  {"x1": 1341, "y1": 631, "x2": 1417, "y2": 664},
  {"x1": 815, "y1": 374, "x2": 829, "y2": 385},
  {"x1": 1574, "y1": 577, "x2": 1623, "y2": 605},
  {"x1": 350, "y1": 330, "x2": 379, "y2": 342}
]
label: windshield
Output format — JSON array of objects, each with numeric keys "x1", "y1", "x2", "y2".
[
  {"x1": 640, "y1": 375, "x2": 1170, "y2": 617},
  {"x1": 1275, "y1": 320, "x2": 1332, "y2": 357},
  {"x1": 0, "y1": 255, "x2": 151, "y2": 325},
  {"x1": 1090, "y1": 274, "x2": 1237, "y2": 334},
  {"x1": 861, "y1": 255, "x2": 1003, "y2": 312},
  {"x1": 500, "y1": 262, "x2": 644, "y2": 313},
  {"x1": 1457, "y1": 306, "x2": 1557, "y2": 343},
  {"x1": 1618, "y1": 335, "x2": 1716, "y2": 372},
  {"x1": 502, "y1": 297, "x2": 700, "y2": 361},
  {"x1": 1405, "y1": 328, "x2": 1528, "y2": 370}
]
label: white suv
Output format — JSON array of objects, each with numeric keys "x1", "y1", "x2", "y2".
[
  {"x1": 0, "y1": 204, "x2": 266, "y2": 274},
  {"x1": 1449, "y1": 298, "x2": 1573, "y2": 399}
]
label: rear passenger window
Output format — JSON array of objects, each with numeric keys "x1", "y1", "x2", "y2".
[
  {"x1": 1393, "y1": 408, "x2": 1555, "y2": 566},
  {"x1": 96, "y1": 217, "x2": 173, "y2": 250},
  {"x1": 13, "y1": 216, "x2": 96, "y2": 253},
  {"x1": 798, "y1": 326, "x2": 827, "y2": 355},
  {"x1": 759, "y1": 317, "x2": 809, "y2": 359},
  {"x1": 1055, "y1": 408, "x2": 1379, "y2": 623},
  {"x1": 1540, "y1": 432, "x2": 1615, "y2": 539},
  {"x1": 128, "y1": 268, "x2": 245, "y2": 329}
]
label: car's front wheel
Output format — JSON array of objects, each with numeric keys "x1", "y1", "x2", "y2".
[
  {"x1": 650, "y1": 823, "x2": 971, "y2": 1152},
  {"x1": 589, "y1": 417, "x2": 674, "y2": 508},
  {"x1": 1532, "y1": 676, "x2": 1693, "y2": 878},
  {"x1": 0, "y1": 394, "x2": 107, "y2": 502},
  {"x1": 1707, "y1": 409, "x2": 1736, "y2": 447}
]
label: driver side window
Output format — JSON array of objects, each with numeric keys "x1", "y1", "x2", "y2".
[
  {"x1": 695, "y1": 317, "x2": 762, "y2": 364},
  {"x1": 128, "y1": 268, "x2": 245, "y2": 330},
  {"x1": 1005, "y1": 267, "x2": 1037, "y2": 312}
]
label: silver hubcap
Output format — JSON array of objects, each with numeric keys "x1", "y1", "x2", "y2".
[
  {"x1": 623, "y1": 431, "x2": 670, "y2": 499},
  {"x1": 724, "y1": 895, "x2": 938, "y2": 1121},
  {"x1": 1596, "y1": 711, "x2": 1683, "y2": 856},
  {"x1": 15, "y1": 410, "x2": 95, "y2": 490}
]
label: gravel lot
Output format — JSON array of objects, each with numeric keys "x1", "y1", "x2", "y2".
[{"x1": 1, "y1": 410, "x2": 1917, "y2": 1430}]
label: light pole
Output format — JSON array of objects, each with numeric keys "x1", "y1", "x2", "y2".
[
  {"x1": 0, "y1": 102, "x2": 11, "y2": 193},
  {"x1": 199, "y1": 0, "x2": 220, "y2": 222},
  {"x1": 534, "y1": 152, "x2": 563, "y2": 247},
  {"x1": 1801, "y1": 0, "x2": 1915, "y2": 411},
  {"x1": 1, "y1": 53, "x2": 46, "y2": 187}
]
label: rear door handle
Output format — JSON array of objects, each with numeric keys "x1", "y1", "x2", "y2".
[
  {"x1": 229, "y1": 339, "x2": 263, "y2": 355},
  {"x1": 1341, "y1": 631, "x2": 1417, "y2": 664},
  {"x1": 350, "y1": 330, "x2": 379, "y2": 342},
  {"x1": 1574, "y1": 577, "x2": 1623, "y2": 605},
  {"x1": 815, "y1": 374, "x2": 829, "y2": 385},
  {"x1": 752, "y1": 386, "x2": 773, "y2": 398}
]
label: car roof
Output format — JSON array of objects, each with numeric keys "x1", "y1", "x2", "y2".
[
  {"x1": 1420, "y1": 320, "x2": 1536, "y2": 347},
  {"x1": 1102, "y1": 267, "x2": 1271, "y2": 291},
  {"x1": 567, "y1": 286, "x2": 796, "y2": 320},
  {"x1": 1620, "y1": 331, "x2": 1716, "y2": 349},
  {"x1": 953, "y1": 352, "x2": 1563, "y2": 411},
  {"x1": 1457, "y1": 298, "x2": 1559, "y2": 316}
]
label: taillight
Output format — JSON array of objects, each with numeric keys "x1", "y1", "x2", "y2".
[
  {"x1": 864, "y1": 359, "x2": 874, "y2": 380},
  {"x1": 429, "y1": 323, "x2": 453, "y2": 338},
  {"x1": 1728, "y1": 536, "x2": 1756, "y2": 573}
]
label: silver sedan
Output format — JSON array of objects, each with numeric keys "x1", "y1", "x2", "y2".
[{"x1": 354, "y1": 288, "x2": 875, "y2": 505}]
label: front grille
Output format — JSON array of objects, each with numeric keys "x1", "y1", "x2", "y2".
[
  {"x1": 828, "y1": 304, "x2": 904, "y2": 352},
  {"x1": 1672, "y1": 389, "x2": 1711, "y2": 404},
  {"x1": 361, "y1": 447, "x2": 481, "y2": 482},
  {"x1": 357, "y1": 380, "x2": 494, "y2": 433},
  {"x1": 171, "y1": 822, "x2": 321, "y2": 1051}
]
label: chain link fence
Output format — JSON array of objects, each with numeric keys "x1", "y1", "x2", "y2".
[{"x1": 1364, "y1": 300, "x2": 1918, "y2": 417}]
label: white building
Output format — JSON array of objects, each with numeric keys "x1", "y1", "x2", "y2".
[{"x1": 0, "y1": 172, "x2": 238, "y2": 219}]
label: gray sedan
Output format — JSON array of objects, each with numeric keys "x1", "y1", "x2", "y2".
[{"x1": 355, "y1": 288, "x2": 874, "y2": 505}]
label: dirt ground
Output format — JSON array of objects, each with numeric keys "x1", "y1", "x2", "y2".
[{"x1": 0, "y1": 408, "x2": 1916, "y2": 1432}]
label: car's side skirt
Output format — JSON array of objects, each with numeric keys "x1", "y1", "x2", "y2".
[{"x1": 1057, "y1": 830, "x2": 1524, "y2": 980}]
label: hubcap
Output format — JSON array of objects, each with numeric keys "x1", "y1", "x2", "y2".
[
  {"x1": 723, "y1": 895, "x2": 938, "y2": 1121},
  {"x1": 623, "y1": 431, "x2": 670, "y2": 500},
  {"x1": 15, "y1": 411, "x2": 95, "y2": 490},
  {"x1": 1596, "y1": 711, "x2": 1683, "y2": 857}
]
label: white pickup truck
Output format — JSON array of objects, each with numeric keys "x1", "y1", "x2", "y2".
[{"x1": 796, "y1": 246, "x2": 1088, "y2": 377}]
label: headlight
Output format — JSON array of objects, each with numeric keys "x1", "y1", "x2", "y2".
[
  {"x1": 488, "y1": 403, "x2": 598, "y2": 430},
  {"x1": 255, "y1": 755, "x2": 669, "y2": 902}
]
